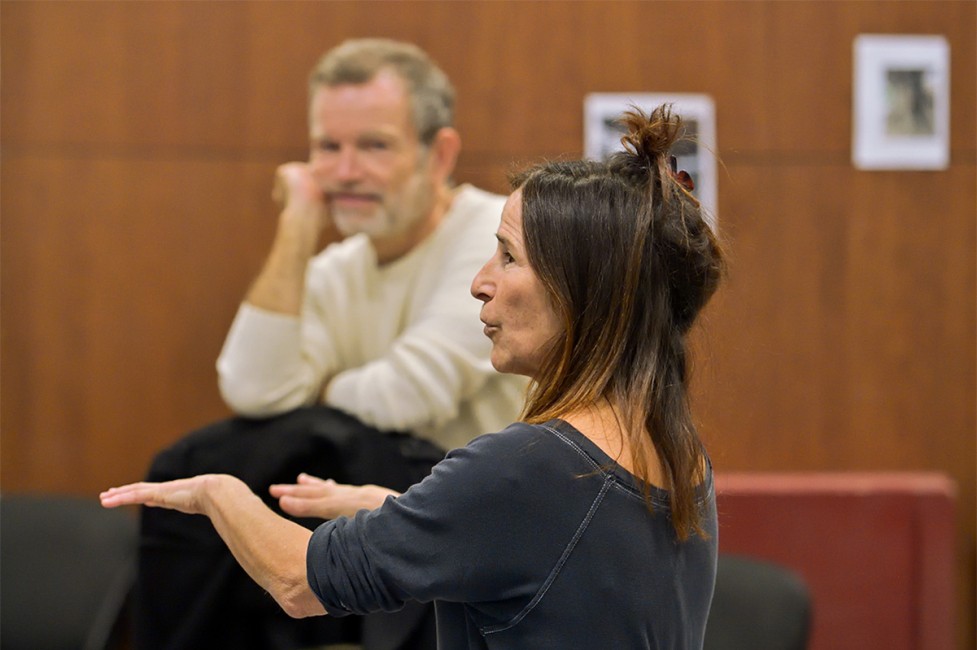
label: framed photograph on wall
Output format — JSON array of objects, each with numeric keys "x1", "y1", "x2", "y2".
[
  {"x1": 584, "y1": 93, "x2": 718, "y2": 227},
  {"x1": 852, "y1": 34, "x2": 950, "y2": 170}
]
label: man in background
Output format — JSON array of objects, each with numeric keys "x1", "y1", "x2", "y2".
[{"x1": 138, "y1": 38, "x2": 525, "y2": 650}]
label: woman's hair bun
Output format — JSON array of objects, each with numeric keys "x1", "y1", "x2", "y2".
[{"x1": 619, "y1": 104, "x2": 683, "y2": 164}]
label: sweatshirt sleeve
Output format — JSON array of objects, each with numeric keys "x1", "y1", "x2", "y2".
[
  {"x1": 305, "y1": 424, "x2": 607, "y2": 624},
  {"x1": 217, "y1": 189, "x2": 510, "y2": 429},
  {"x1": 323, "y1": 239, "x2": 497, "y2": 433},
  {"x1": 216, "y1": 304, "x2": 323, "y2": 417},
  {"x1": 322, "y1": 190, "x2": 507, "y2": 434}
]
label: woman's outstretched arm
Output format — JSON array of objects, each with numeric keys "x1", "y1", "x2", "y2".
[{"x1": 101, "y1": 474, "x2": 327, "y2": 618}]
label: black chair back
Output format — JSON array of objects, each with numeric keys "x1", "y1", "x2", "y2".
[
  {"x1": 704, "y1": 554, "x2": 812, "y2": 650},
  {"x1": 1, "y1": 494, "x2": 137, "y2": 650}
]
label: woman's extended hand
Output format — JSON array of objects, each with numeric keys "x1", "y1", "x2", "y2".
[
  {"x1": 102, "y1": 474, "x2": 325, "y2": 618},
  {"x1": 270, "y1": 473, "x2": 400, "y2": 520},
  {"x1": 100, "y1": 474, "x2": 245, "y2": 516}
]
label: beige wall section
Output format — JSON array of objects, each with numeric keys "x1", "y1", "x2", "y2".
[{"x1": 2, "y1": 1, "x2": 974, "y2": 647}]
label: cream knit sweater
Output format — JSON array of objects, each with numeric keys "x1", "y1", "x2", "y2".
[{"x1": 217, "y1": 185, "x2": 527, "y2": 451}]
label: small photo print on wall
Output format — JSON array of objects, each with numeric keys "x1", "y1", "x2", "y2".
[
  {"x1": 853, "y1": 34, "x2": 950, "y2": 170},
  {"x1": 584, "y1": 93, "x2": 717, "y2": 228},
  {"x1": 886, "y1": 69, "x2": 937, "y2": 136}
]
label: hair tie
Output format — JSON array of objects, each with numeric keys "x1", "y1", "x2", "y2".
[{"x1": 668, "y1": 155, "x2": 695, "y2": 193}]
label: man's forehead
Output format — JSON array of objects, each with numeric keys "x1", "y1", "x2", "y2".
[
  {"x1": 309, "y1": 76, "x2": 416, "y2": 139},
  {"x1": 327, "y1": 69, "x2": 407, "y2": 98}
]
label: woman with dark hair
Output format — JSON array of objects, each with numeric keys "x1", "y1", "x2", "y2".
[{"x1": 102, "y1": 105, "x2": 725, "y2": 649}]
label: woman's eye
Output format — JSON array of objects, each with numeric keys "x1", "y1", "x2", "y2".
[{"x1": 502, "y1": 251, "x2": 515, "y2": 265}]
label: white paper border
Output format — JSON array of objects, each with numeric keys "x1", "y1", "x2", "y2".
[
  {"x1": 584, "y1": 93, "x2": 718, "y2": 227},
  {"x1": 852, "y1": 34, "x2": 950, "y2": 170}
]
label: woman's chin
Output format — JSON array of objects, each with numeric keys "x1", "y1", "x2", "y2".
[
  {"x1": 490, "y1": 352, "x2": 515, "y2": 375},
  {"x1": 491, "y1": 355, "x2": 534, "y2": 379}
]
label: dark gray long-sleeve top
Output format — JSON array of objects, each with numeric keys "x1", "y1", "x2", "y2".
[{"x1": 307, "y1": 419, "x2": 718, "y2": 649}]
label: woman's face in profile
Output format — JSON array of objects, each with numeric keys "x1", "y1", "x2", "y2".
[{"x1": 471, "y1": 190, "x2": 562, "y2": 378}]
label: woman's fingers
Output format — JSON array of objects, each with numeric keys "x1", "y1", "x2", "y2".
[
  {"x1": 277, "y1": 495, "x2": 330, "y2": 518},
  {"x1": 270, "y1": 476, "x2": 399, "y2": 519},
  {"x1": 297, "y1": 473, "x2": 334, "y2": 486},
  {"x1": 100, "y1": 482, "x2": 156, "y2": 507},
  {"x1": 269, "y1": 484, "x2": 329, "y2": 498},
  {"x1": 100, "y1": 476, "x2": 214, "y2": 515}
]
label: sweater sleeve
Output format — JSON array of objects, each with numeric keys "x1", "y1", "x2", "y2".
[
  {"x1": 217, "y1": 188, "x2": 511, "y2": 429},
  {"x1": 323, "y1": 238, "x2": 497, "y2": 433},
  {"x1": 306, "y1": 423, "x2": 607, "y2": 625},
  {"x1": 216, "y1": 304, "x2": 323, "y2": 417},
  {"x1": 322, "y1": 189, "x2": 507, "y2": 434}
]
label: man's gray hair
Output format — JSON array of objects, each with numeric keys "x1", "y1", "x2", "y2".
[{"x1": 310, "y1": 38, "x2": 455, "y2": 145}]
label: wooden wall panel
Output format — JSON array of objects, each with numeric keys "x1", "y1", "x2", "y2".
[
  {"x1": 1, "y1": 154, "x2": 281, "y2": 489},
  {"x1": 2, "y1": 1, "x2": 974, "y2": 647},
  {"x1": 9, "y1": 2, "x2": 972, "y2": 160},
  {"x1": 696, "y1": 165, "x2": 977, "y2": 471}
]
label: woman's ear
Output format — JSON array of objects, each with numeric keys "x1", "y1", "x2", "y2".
[{"x1": 427, "y1": 127, "x2": 462, "y2": 184}]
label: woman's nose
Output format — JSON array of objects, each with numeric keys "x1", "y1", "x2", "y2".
[{"x1": 470, "y1": 260, "x2": 494, "y2": 303}]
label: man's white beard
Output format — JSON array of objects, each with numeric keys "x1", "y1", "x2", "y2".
[
  {"x1": 332, "y1": 204, "x2": 396, "y2": 239},
  {"x1": 331, "y1": 169, "x2": 432, "y2": 241}
]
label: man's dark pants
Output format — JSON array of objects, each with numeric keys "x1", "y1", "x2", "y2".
[{"x1": 136, "y1": 406, "x2": 445, "y2": 650}]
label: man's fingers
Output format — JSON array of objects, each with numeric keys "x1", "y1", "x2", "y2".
[{"x1": 272, "y1": 174, "x2": 287, "y2": 205}]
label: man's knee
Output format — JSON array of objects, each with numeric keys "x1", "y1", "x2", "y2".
[
  {"x1": 145, "y1": 417, "x2": 242, "y2": 482},
  {"x1": 143, "y1": 406, "x2": 387, "y2": 489}
]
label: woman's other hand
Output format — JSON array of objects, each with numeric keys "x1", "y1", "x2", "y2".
[{"x1": 270, "y1": 473, "x2": 400, "y2": 519}]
